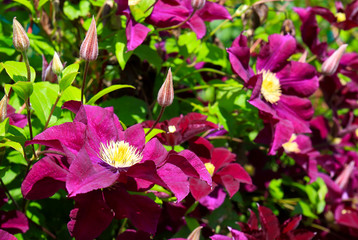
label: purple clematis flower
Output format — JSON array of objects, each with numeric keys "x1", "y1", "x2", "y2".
[
  {"x1": 7, "y1": 104, "x2": 27, "y2": 128},
  {"x1": 228, "y1": 34, "x2": 319, "y2": 154},
  {"x1": 147, "y1": 0, "x2": 231, "y2": 39},
  {"x1": 22, "y1": 102, "x2": 211, "y2": 239},
  {"x1": 115, "y1": 0, "x2": 151, "y2": 51},
  {"x1": 188, "y1": 137, "x2": 251, "y2": 210}
]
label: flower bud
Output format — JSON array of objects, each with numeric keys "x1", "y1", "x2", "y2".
[
  {"x1": 52, "y1": 52, "x2": 63, "y2": 75},
  {"x1": 12, "y1": 17, "x2": 30, "y2": 52},
  {"x1": 187, "y1": 226, "x2": 203, "y2": 240},
  {"x1": 0, "y1": 94, "x2": 8, "y2": 123},
  {"x1": 191, "y1": 0, "x2": 206, "y2": 10},
  {"x1": 281, "y1": 19, "x2": 295, "y2": 36},
  {"x1": 157, "y1": 68, "x2": 174, "y2": 107},
  {"x1": 80, "y1": 16, "x2": 98, "y2": 61},
  {"x1": 321, "y1": 44, "x2": 348, "y2": 76}
]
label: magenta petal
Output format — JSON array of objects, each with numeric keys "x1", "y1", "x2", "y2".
[
  {"x1": 117, "y1": 229, "x2": 152, "y2": 240},
  {"x1": 210, "y1": 234, "x2": 231, "y2": 240},
  {"x1": 178, "y1": 150, "x2": 212, "y2": 185},
  {"x1": 277, "y1": 61, "x2": 318, "y2": 97},
  {"x1": 258, "y1": 205, "x2": 280, "y2": 240},
  {"x1": 0, "y1": 229, "x2": 17, "y2": 240},
  {"x1": 189, "y1": 178, "x2": 212, "y2": 200},
  {"x1": 335, "y1": 205, "x2": 358, "y2": 229},
  {"x1": 124, "y1": 124, "x2": 145, "y2": 150},
  {"x1": 68, "y1": 191, "x2": 113, "y2": 240},
  {"x1": 199, "y1": 187, "x2": 226, "y2": 211},
  {"x1": 197, "y1": 1, "x2": 232, "y2": 21},
  {"x1": 227, "y1": 40, "x2": 253, "y2": 82},
  {"x1": 218, "y1": 163, "x2": 252, "y2": 184},
  {"x1": 186, "y1": 15, "x2": 206, "y2": 39},
  {"x1": 126, "y1": 18, "x2": 151, "y2": 51},
  {"x1": 257, "y1": 34, "x2": 296, "y2": 72},
  {"x1": 104, "y1": 187, "x2": 161, "y2": 234},
  {"x1": 21, "y1": 156, "x2": 68, "y2": 199},
  {"x1": 66, "y1": 148, "x2": 119, "y2": 197},
  {"x1": 127, "y1": 161, "x2": 167, "y2": 187},
  {"x1": 142, "y1": 138, "x2": 168, "y2": 166},
  {"x1": 157, "y1": 163, "x2": 189, "y2": 202},
  {"x1": 0, "y1": 210, "x2": 29, "y2": 234},
  {"x1": 281, "y1": 215, "x2": 302, "y2": 233}
]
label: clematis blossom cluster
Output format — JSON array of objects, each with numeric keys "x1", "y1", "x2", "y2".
[{"x1": 21, "y1": 102, "x2": 212, "y2": 239}]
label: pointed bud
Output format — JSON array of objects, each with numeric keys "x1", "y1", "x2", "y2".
[
  {"x1": 0, "y1": 95, "x2": 8, "y2": 123},
  {"x1": 13, "y1": 17, "x2": 30, "y2": 52},
  {"x1": 187, "y1": 226, "x2": 203, "y2": 240},
  {"x1": 335, "y1": 161, "x2": 355, "y2": 190},
  {"x1": 157, "y1": 68, "x2": 174, "y2": 107},
  {"x1": 321, "y1": 44, "x2": 348, "y2": 76},
  {"x1": 298, "y1": 50, "x2": 308, "y2": 63},
  {"x1": 80, "y1": 16, "x2": 98, "y2": 61},
  {"x1": 52, "y1": 52, "x2": 64, "y2": 75},
  {"x1": 191, "y1": 0, "x2": 206, "y2": 10}
]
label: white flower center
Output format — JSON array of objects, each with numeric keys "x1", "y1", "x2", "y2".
[
  {"x1": 260, "y1": 70, "x2": 282, "y2": 104},
  {"x1": 99, "y1": 140, "x2": 142, "y2": 168}
]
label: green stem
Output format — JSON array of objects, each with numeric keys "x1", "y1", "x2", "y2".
[
  {"x1": 22, "y1": 52, "x2": 37, "y2": 159},
  {"x1": 145, "y1": 106, "x2": 165, "y2": 137},
  {"x1": 43, "y1": 93, "x2": 61, "y2": 131},
  {"x1": 0, "y1": 179, "x2": 20, "y2": 210},
  {"x1": 156, "y1": 9, "x2": 197, "y2": 32},
  {"x1": 81, "y1": 61, "x2": 90, "y2": 103}
]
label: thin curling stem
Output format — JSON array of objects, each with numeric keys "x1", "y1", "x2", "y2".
[
  {"x1": 43, "y1": 94, "x2": 61, "y2": 131},
  {"x1": 22, "y1": 52, "x2": 36, "y2": 158},
  {"x1": 156, "y1": 9, "x2": 197, "y2": 32},
  {"x1": 81, "y1": 61, "x2": 90, "y2": 103},
  {"x1": 145, "y1": 106, "x2": 165, "y2": 137}
]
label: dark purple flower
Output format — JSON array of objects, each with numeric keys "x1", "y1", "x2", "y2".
[
  {"x1": 22, "y1": 103, "x2": 211, "y2": 239},
  {"x1": 147, "y1": 0, "x2": 231, "y2": 39},
  {"x1": 114, "y1": 0, "x2": 151, "y2": 51},
  {"x1": 228, "y1": 34, "x2": 318, "y2": 154},
  {"x1": 142, "y1": 112, "x2": 218, "y2": 146},
  {"x1": 7, "y1": 104, "x2": 27, "y2": 128}
]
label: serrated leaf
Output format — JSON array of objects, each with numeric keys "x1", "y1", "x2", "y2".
[
  {"x1": 7, "y1": 82, "x2": 33, "y2": 101},
  {"x1": 59, "y1": 72, "x2": 79, "y2": 93},
  {"x1": 2, "y1": 61, "x2": 36, "y2": 82},
  {"x1": 30, "y1": 82, "x2": 58, "y2": 125},
  {"x1": 86, "y1": 84, "x2": 135, "y2": 105}
]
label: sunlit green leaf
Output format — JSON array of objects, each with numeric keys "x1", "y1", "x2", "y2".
[{"x1": 86, "y1": 84, "x2": 135, "y2": 105}]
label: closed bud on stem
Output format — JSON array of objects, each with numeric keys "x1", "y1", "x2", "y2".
[
  {"x1": 52, "y1": 52, "x2": 63, "y2": 75},
  {"x1": 80, "y1": 16, "x2": 98, "y2": 61},
  {"x1": 321, "y1": 44, "x2": 348, "y2": 76},
  {"x1": 13, "y1": 17, "x2": 30, "y2": 52},
  {"x1": 191, "y1": 0, "x2": 206, "y2": 10},
  {"x1": 0, "y1": 94, "x2": 8, "y2": 123},
  {"x1": 187, "y1": 226, "x2": 203, "y2": 240},
  {"x1": 157, "y1": 68, "x2": 174, "y2": 107}
]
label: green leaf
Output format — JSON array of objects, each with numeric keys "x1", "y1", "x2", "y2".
[
  {"x1": 115, "y1": 30, "x2": 133, "y2": 70},
  {"x1": 293, "y1": 201, "x2": 318, "y2": 219},
  {"x1": 87, "y1": 84, "x2": 135, "y2": 105},
  {"x1": 37, "y1": 0, "x2": 49, "y2": 10},
  {"x1": 129, "y1": 0, "x2": 156, "y2": 22},
  {"x1": 144, "y1": 128, "x2": 165, "y2": 143},
  {"x1": 134, "y1": 45, "x2": 162, "y2": 71},
  {"x1": 63, "y1": 0, "x2": 90, "y2": 20},
  {"x1": 1, "y1": 61, "x2": 36, "y2": 82},
  {"x1": 0, "y1": 140, "x2": 24, "y2": 157},
  {"x1": 269, "y1": 178, "x2": 284, "y2": 200},
  {"x1": 30, "y1": 82, "x2": 58, "y2": 126},
  {"x1": 62, "y1": 63, "x2": 80, "y2": 76},
  {"x1": 0, "y1": 118, "x2": 9, "y2": 139},
  {"x1": 59, "y1": 72, "x2": 79, "y2": 93},
  {"x1": 13, "y1": 0, "x2": 35, "y2": 15},
  {"x1": 89, "y1": 0, "x2": 106, "y2": 7},
  {"x1": 0, "y1": 166, "x2": 10, "y2": 179},
  {"x1": 7, "y1": 82, "x2": 33, "y2": 101}
]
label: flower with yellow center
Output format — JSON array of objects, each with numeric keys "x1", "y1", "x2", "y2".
[
  {"x1": 260, "y1": 70, "x2": 282, "y2": 104},
  {"x1": 99, "y1": 140, "x2": 143, "y2": 168},
  {"x1": 282, "y1": 134, "x2": 300, "y2": 153},
  {"x1": 205, "y1": 163, "x2": 215, "y2": 177},
  {"x1": 335, "y1": 12, "x2": 346, "y2": 23}
]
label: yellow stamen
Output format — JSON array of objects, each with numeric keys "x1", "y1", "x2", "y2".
[
  {"x1": 205, "y1": 163, "x2": 215, "y2": 177},
  {"x1": 282, "y1": 134, "x2": 300, "y2": 153},
  {"x1": 99, "y1": 140, "x2": 142, "y2": 168},
  {"x1": 260, "y1": 70, "x2": 282, "y2": 104},
  {"x1": 168, "y1": 125, "x2": 176, "y2": 133},
  {"x1": 335, "y1": 12, "x2": 346, "y2": 23}
]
